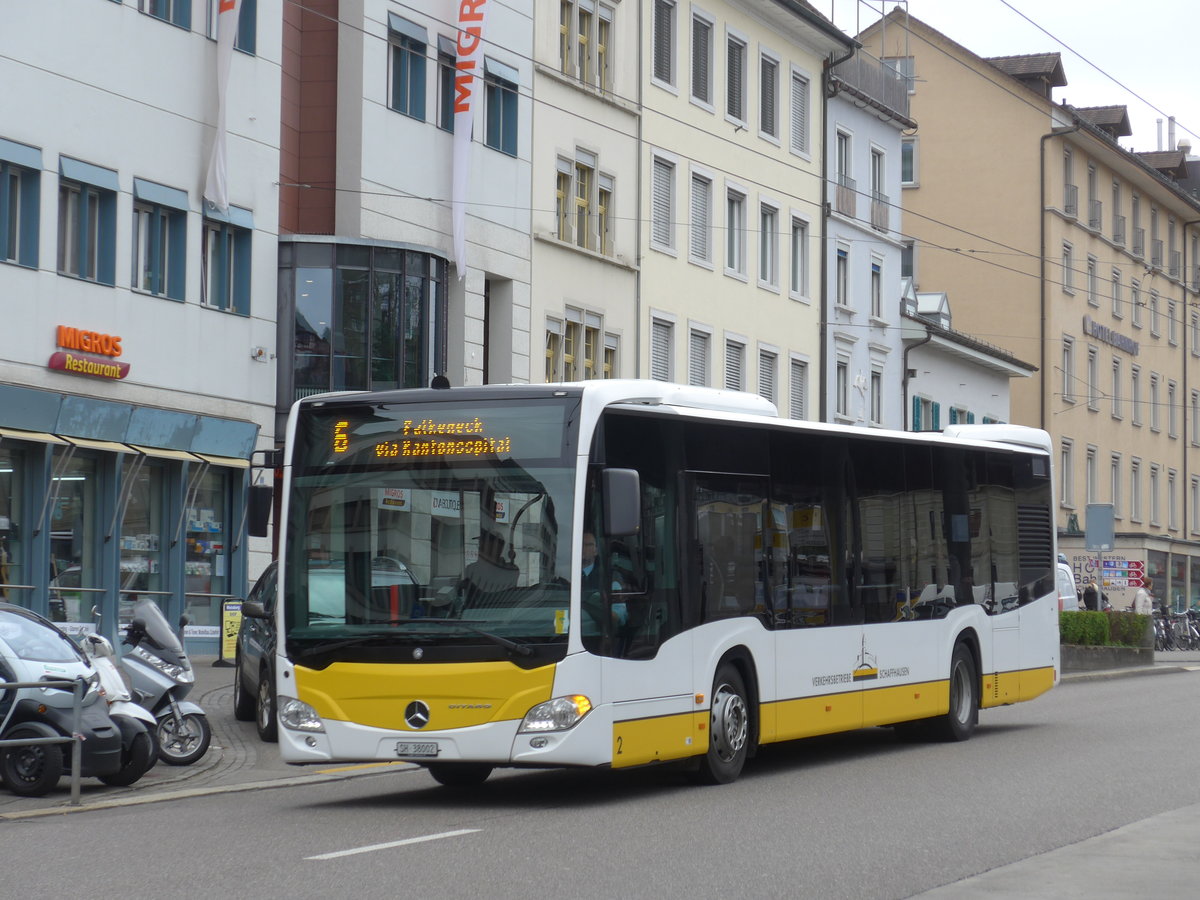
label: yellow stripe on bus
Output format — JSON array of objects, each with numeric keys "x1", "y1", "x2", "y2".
[
  {"x1": 294, "y1": 660, "x2": 556, "y2": 731},
  {"x1": 611, "y1": 711, "x2": 706, "y2": 768}
]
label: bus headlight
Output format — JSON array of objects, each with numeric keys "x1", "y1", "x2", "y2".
[
  {"x1": 519, "y1": 695, "x2": 593, "y2": 733},
  {"x1": 278, "y1": 696, "x2": 326, "y2": 733}
]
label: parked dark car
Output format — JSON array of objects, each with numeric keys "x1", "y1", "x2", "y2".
[{"x1": 233, "y1": 557, "x2": 419, "y2": 742}]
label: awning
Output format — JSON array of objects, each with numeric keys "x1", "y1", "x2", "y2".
[
  {"x1": 130, "y1": 444, "x2": 205, "y2": 463},
  {"x1": 195, "y1": 453, "x2": 250, "y2": 469},
  {"x1": 62, "y1": 436, "x2": 135, "y2": 454},
  {"x1": 0, "y1": 427, "x2": 68, "y2": 445}
]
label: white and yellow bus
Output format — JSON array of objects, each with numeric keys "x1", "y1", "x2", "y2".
[{"x1": 269, "y1": 380, "x2": 1060, "y2": 786}]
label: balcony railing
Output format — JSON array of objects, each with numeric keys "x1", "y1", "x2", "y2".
[
  {"x1": 1152, "y1": 239, "x2": 1164, "y2": 268},
  {"x1": 1169, "y1": 250, "x2": 1181, "y2": 279},
  {"x1": 829, "y1": 53, "x2": 911, "y2": 120},
  {"x1": 1192, "y1": 265, "x2": 1200, "y2": 292},
  {"x1": 1112, "y1": 215, "x2": 1126, "y2": 247},
  {"x1": 1088, "y1": 199, "x2": 1102, "y2": 231},
  {"x1": 870, "y1": 191, "x2": 889, "y2": 232},
  {"x1": 836, "y1": 174, "x2": 857, "y2": 217},
  {"x1": 1133, "y1": 226, "x2": 1145, "y2": 259},
  {"x1": 1063, "y1": 183, "x2": 1078, "y2": 217}
]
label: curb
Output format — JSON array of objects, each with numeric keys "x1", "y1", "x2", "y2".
[{"x1": 1061, "y1": 664, "x2": 1200, "y2": 683}]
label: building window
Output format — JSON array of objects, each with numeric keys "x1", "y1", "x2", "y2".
[
  {"x1": 725, "y1": 338, "x2": 745, "y2": 391},
  {"x1": 1060, "y1": 440, "x2": 1074, "y2": 507},
  {"x1": 758, "y1": 348, "x2": 777, "y2": 404},
  {"x1": 597, "y1": 174, "x2": 613, "y2": 256},
  {"x1": 1149, "y1": 465, "x2": 1161, "y2": 526},
  {"x1": 202, "y1": 213, "x2": 251, "y2": 315},
  {"x1": 1110, "y1": 357, "x2": 1121, "y2": 419},
  {"x1": 573, "y1": 151, "x2": 595, "y2": 251},
  {"x1": 870, "y1": 369, "x2": 883, "y2": 425},
  {"x1": 1061, "y1": 242, "x2": 1073, "y2": 293},
  {"x1": 726, "y1": 32, "x2": 746, "y2": 123},
  {"x1": 1150, "y1": 373, "x2": 1161, "y2": 431},
  {"x1": 555, "y1": 160, "x2": 571, "y2": 242},
  {"x1": 57, "y1": 158, "x2": 118, "y2": 285},
  {"x1": 725, "y1": 188, "x2": 745, "y2": 276},
  {"x1": 1131, "y1": 280, "x2": 1142, "y2": 327},
  {"x1": 1110, "y1": 454, "x2": 1122, "y2": 518},
  {"x1": 1086, "y1": 347, "x2": 1099, "y2": 410},
  {"x1": 1192, "y1": 478, "x2": 1200, "y2": 534},
  {"x1": 1168, "y1": 300, "x2": 1178, "y2": 345},
  {"x1": 900, "y1": 137, "x2": 917, "y2": 186},
  {"x1": 140, "y1": 0, "x2": 190, "y2": 28},
  {"x1": 1111, "y1": 269, "x2": 1122, "y2": 318},
  {"x1": 650, "y1": 156, "x2": 674, "y2": 250},
  {"x1": 688, "y1": 327, "x2": 710, "y2": 387},
  {"x1": 206, "y1": 0, "x2": 257, "y2": 54},
  {"x1": 650, "y1": 317, "x2": 673, "y2": 381},
  {"x1": 1192, "y1": 390, "x2": 1200, "y2": 445},
  {"x1": 0, "y1": 139, "x2": 40, "y2": 269},
  {"x1": 437, "y1": 36, "x2": 456, "y2": 132},
  {"x1": 132, "y1": 181, "x2": 187, "y2": 301},
  {"x1": 1086, "y1": 255, "x2": 1098, "y2": 307},
  {"x1": 484, "y1": 59, "x2": 519, "y2": 156},
  {"x1": 790, "y1": 216, "x2": 808, "y2": 299},
  {"x1": 389, "y1": 18, "x2": 427, "y2": 121},
  {"x1": 652, "y1": 0, "x2": 675, "y2": 86},
  {"x1": 1130, "y1": 459, "x2": 1142, "y2": 522},
  {"x1": 835, "y1": 247, "x2": 849, "y2": 307},
  {"x1": 1150, "y1": 291, "x2": 1160, "y2": 335},
  {"x1": 1061, "y1": 337, "x2": 1075, "y2": 403},
  {"x1": 1131, "y1": 365, "x2": 1141, "y2": 425},
  {"x1": 759, "y1": 53, "x2": 778, "y2": 139},
  {"x1": 789, "y1": 357, "x2": 807, "y2": 419},
  {"x1": 758, "y1": 203, "x2": 777, "y2": 287},
  {"x1": 546, "y1": 311, "x2": 609, "y2": 382},
  {"x1": 689, "y1": 172, "x2": 712, "y2": 263},
  {"x1": 789, "y1": 70, "x2": 809, "y2": 155},
  {"x1": 1169, "y1": 470, "x2": 1178, "y2": 531},
  {"x1": 561, "y1": 0, "x2": 614, "y2": 90},
  {"x1": 1168, "y1": 380, "x2": 1178, "y2": 437},
  {"x1": 1085, "y1": 446, "x2": 1097, "y2": 504},
  {"x1": 870, "y1": 261, "x2": 882, "y2": 318},
  {"x1": 1192, "y1": 313, "x2": 1200, "y2": 357},
  {"x1": 835, "y1": 357, "x2": 849, "y2": 418},
  {"x1": 690, "y1": 12, "x2": 712, "y2": 105}
]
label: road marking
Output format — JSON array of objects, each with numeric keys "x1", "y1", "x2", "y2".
[{"x1": 305, "y1": 828, "x2": 480, "y2": 860}]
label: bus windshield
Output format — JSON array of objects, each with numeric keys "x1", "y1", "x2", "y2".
[{"x1": 284, "y1": 394, "x2": 580, "y2": 666}]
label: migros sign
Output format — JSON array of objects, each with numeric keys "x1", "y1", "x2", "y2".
[{"x1": 48, "y1": 325, "x2": 130, "y2": 380}]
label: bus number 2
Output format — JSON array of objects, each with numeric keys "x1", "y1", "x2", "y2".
[{"x1": 616, "y1": 735, "x2": 623, "y2": 755}]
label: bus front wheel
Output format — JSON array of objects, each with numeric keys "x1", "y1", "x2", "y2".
[
  {"x1": 933, "y1": 643, "x2": 978, "y2": 742},
  {"x1": 692, "y1": 664, "x2": 750, "y2": 785},
  {"x1": 427, "y1": 762, "x2": 493, "y2": 787}
]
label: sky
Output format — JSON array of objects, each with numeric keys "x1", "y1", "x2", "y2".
[{"x1": 822, "y1": 0, "x2": 1199, "y2": 154}]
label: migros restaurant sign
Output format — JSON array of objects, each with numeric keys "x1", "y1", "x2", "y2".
[{"x1": 48, "y1": 325, "x2": 131, "y2": 380}]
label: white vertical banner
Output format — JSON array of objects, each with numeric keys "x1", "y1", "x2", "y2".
[
  {"x1": 452, "y1": 0, "x2": 492, "y2": 280},
  {"x1": 204, "y1": 0, "x2": 243, "y2": 214}
]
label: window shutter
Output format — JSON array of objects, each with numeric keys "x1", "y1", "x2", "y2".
[
  {"x1": 650, "y1": 320, "x2": 672, "y2": 381},
  {"x1": 758, "y1": 351, "x2": 776, "y2": 403},
  {"x1": 790, "y1": 72, "x2": 808, "y2": 153},
  {"x1": 760, "y1": 58, "x2": 776, "y2": 135},
  {"x1": 689, "y1": 174, "x2": 710, "y2": 260},
  {"x1": 688, "y1": 331, "x2": 708, "y2": 386},
  {"x1": 651, "y1": 158, "x2": 673, "y2": 246},
  {"x1": 912, "y1": 396, "x2": 921, "y2": 431},
  {"x1": 949, "y1": 408, "x2": 958, "y2": 425},
  {"x1": 932, "y1": 402, "x2": 941, "y2": 431},
  {"x1": 967, "y1": 412, "x2": 975, "y2": 424},
  {"x1": 727, "y1": 39, "x2": 744, "y2": 120},
  {"x1": 653, "y1": 1, "x2": 672, "y2": 83},
  {"x1": 691, "y1": 19, "x2": 710, "y2": 102},
  {"x1": 725, "y1": 340, "x2": 744, "y2": 391},
  {"x1": 789, "y1": 358, "x2": 807, "y2": 419}
]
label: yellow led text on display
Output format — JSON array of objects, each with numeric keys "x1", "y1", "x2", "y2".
[{"x1": 333, "y1": 420, "x2": 350, "y2": 454}]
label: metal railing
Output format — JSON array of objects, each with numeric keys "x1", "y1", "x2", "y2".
[
  {"x1": 0, "y1": 677, "x2": 86, "y2": 806},
  {"x1": 870, "y1": 191, "x2": 889, "y2": 232},
  {"x1": 835, "y1": 174, "x2": 856, "y2": 217},
  {"x1": 1063, "y1": 183, "x2": 1078, "y2": 217},
  {"x1": 1088, "y1": 199, "x2": 1103, "y2": 231},
  {"x1": 1133, "y1": 226, "x2": 1145, "y2": 258},
  {"x1": 1112, "y1": 215, "x2": 1126, "y2": 247}
]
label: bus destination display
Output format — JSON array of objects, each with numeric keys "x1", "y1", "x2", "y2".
[{"x1": 332, "y1": 417, "x2": 514, "y2": 459}]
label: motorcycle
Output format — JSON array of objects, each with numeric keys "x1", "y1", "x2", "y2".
[
  {"x1": 78, "y1": 620, "x2": 158, "y2": 787},
  {"x1": 0, "y1": 603, "x2": 124, "y2": 796},
  {"x1": 122, "y1": 598, "x2": 211, "y2": 766}
]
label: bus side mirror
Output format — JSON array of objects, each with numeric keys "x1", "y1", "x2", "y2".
[
  {"x1": 247, "y1": 484, "x2": 273, "y2": 538},
  {"x1": 602, "y1": 468, "x2": 640, "y2": 537}
]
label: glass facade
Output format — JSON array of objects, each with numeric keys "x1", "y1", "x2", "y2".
[{"x1": 284, "y1": 241, "x2": 447, "y2": 403}]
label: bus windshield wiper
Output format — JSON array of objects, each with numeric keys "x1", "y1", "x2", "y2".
[
  {"x1": 291, "y1": 633, "x2": 399, "y2": 659},
  {"x1": 402, "y1": 618, "x2": 534, "y2": 657}
]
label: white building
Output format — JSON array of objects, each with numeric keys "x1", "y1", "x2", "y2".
[
  {"x1": 0, "y1": 1, "x2": 279, "y2": 645},
  {"x1": 640, "y1": 0, "x2": 853, "y2": 415},
  {"x1": 532, "y1": 0, "x2": 640, "y2": 381},
  {"x1": 823, "y1": 50, "x2": 914, "y2": 428}
]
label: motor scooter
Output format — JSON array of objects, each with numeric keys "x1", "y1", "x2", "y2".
[
  {"x1": 0, "y1": 603, "x2": 123, "y2": 796},
  {"x1": 78, "y1": 618, "x2": 158, "y2": 786},
  {"x1": 121, "y1": 598, "x2": 211, "y2": 766}
]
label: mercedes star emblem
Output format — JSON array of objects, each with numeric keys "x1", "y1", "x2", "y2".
[{"x1": 405, "y1": 700, "x2": 431, "y2": 730}]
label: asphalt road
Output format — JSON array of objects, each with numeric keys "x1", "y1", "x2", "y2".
[{"x1": 3, "y1": 667, "x2": 1199, "y2": 899}]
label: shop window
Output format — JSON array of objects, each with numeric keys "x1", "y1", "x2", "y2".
[
  {"x1": 0, "y1": 445, "x2": 23, "y2": 600},
  {"x1": 119, "y1": 458, "x2": 165, "y2": 616},
  {"x1": 183, "y1": 466, "x2": 230, "y2": 630},
  {"x1": 47, "y1": 452, "x2": 99, "y2": 626}
]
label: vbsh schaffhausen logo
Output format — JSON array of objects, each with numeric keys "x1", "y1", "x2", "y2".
[{"x1": 404, "y1": 700, "x2": 431, "y2": 729}]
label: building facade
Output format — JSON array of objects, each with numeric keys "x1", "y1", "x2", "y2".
[
  {"x1": 859, "y1": 10, "x2": 1200, "y2": 610},
  {"x1": 0, "y1": 1, "x2": 279, "y2": 645},
  {"x1": 639, "y1": 0, "x2": 852, "y2": 415}
]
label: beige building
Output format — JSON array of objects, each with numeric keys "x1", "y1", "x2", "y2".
[
  {"x1": 639, "y1": 0, "x2": 852, "y2": 414},
  {"x1": 858, "y1": 10, "x2": 1200, "y2": 609}
]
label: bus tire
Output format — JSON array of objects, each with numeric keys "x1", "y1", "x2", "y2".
[
  {"x1": 691, "y1": 664, "x2": 750, "y2": 785},
  {"x1": 931, "y1": 642, "x2": 978, "y2": 742},
  {"x1": 426, "y1": 762, "x2": 493, "y2": 787}
]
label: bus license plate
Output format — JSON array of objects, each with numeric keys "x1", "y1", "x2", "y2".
[{"x1": 395, "y1": 741, "x2": 438, "y2": 758}]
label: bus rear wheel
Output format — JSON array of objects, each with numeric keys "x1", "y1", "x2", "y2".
[
  {"x1": 691, "y1": 664, "x2": 750, "y2": 785},
  {"x1": 932, "y1": 643, "x2": 978, "y2": 742},
  {"x1": 426, "y1": 763, "x2": 493, "y2": 787}
]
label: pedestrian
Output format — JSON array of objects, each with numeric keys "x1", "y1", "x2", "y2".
[
  {"x1": 1132, "y1": 576, "x2": 1154, "y2": 615},
  {"x1": 1082, "y1": 579, "x2": 1099, "y2": 611}
]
